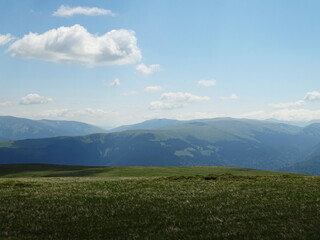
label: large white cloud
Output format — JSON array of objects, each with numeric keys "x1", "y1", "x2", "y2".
[
  {"x1": 197, "y1": 79, "x2": 216, "y2": 87},
  {"x1": 20, "y1": 94, "x2": 53, "y2": 105},
  {"x1": 268, "y1": 100, "x2": 305, "y2": 109},
  {"x1": 53, "y1": 5, "x2": 116, "y2": 17},
  {"x1": 304, "y1": 91, "x2": 320, "y2": 101},
  {"x1": 0, "y1": 34, "x2": 14, "y2": 46},
  {"x1": 8, "y1": 24, "x2": 142, "y2": 66},
  {"x1": 136, "y1": 63, "x2": 161, "y2": 75},
  {"x1": 149, "y1": 92, "x2": 210, "y2": 110}
]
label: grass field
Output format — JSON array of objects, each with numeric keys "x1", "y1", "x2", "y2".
[
  {"x1": 0, "y1": 164, "x2": 319, "y2": 239},
  {"x1": 0, "y1": 163, "x2": 303, "y2": 178}
]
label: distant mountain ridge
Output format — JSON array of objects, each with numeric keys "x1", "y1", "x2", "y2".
[
  {"x1": 109, "y1": 119, "x2": 181, "y2": 132},
  {"x1": 0, "y1": 116, "x2": 106, "y2": 141},
  {"x1": 2, "y1": 117, "x2": 320, "y2": 175}
]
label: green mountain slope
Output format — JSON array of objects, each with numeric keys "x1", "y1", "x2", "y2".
[
  {"x1": 1, "y1": 118, "x2": 320, "y2": 174},
  {"x1": 0, "y1": 116, "x2": 105, "y2": 141}
]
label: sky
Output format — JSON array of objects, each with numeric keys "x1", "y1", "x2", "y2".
[{"x1": 1, "y1": 0, "x2": 320, "y2": 127}]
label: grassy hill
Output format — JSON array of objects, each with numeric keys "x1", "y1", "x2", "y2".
[{"x1": 0, "y1": 164, "x2": 303, "y2": 178}]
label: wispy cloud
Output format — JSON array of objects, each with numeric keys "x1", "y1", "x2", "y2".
[
  {"x1": 268, "y1": 100, "x2": 305, "y2": 109},
  {"x1": 0, "y1": 34, "x2": 14, "y2": 46},
  {"x1": 53, "y1": 5, "x2": 116, "y2": 17},
  {"x1": 0, "y1": 100, "x2": 12, "y2": 107},
  {"x1": 144, "y1": 86, "x2": 163, "y2": 92},
  {"x1": 271, "y1": 108, "x2": 320, "y2": 121},
  {"x1": 136, "y1": 63, "x2": 161, "y2": 76},
  {"x1": 149, "y1": 92, "x2": 210, "y2": 110},
  {"x1": 8, "y1": 24, "x2": 141, "y2": 67},
  {"x1": 237, "y1": 110, "x2": 267, "y2": 120},
  {"x1": 104, "y1": 78, "x2": 121, "y2": 87},
  {"x1": 304, "y1": 91, "x2": 320, "y2": 101},
  {"x1": 121, "y1": 91, "x2": 139, "y2": 96},
  {"x1": 20, "y1": 94, "x2": 53, "y2": 105},
  {"x1": 197, "y1": 79, "x2": 216, "y2": 87},
  {"x1": 37, "y1": 109, "x2": 69, "y2": 118},
  {"x1": 220, "y1": 94, "x2": 238, "y2": 101}
]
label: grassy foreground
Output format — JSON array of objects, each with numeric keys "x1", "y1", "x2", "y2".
[{"x1": 0, "y1": 174, "x2": 320, "y2": 239}]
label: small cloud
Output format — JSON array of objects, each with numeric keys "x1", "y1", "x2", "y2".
[
  {"x1": 104, "y1": 78, "x2": 120, "y2": 87},
  {"x1": 149, "y1": 92, "x2": 210, "y2": 110},
  {"x1": 0, "y1": 34, "x2": 14, "y2": 46},
  {"x1": 20, "y1": 93, "x2": 53, "y2": 105},
  {"x1": 197, "y1": 79, "x2": 216, "y2": 87},
  {"x1": 144, "y1": 86, "x2": 163, "y2": 92},
  {"x1": 220, "y1": 94, "x2": 238, "y2": 101},
  {"x1": 0, "y1": 100, "x2": 12, "y2": 107},
  {"x1": 8, "y1": 24, "x2": 141, "y2": 67},
  {"x1": 53, "y1": 5, "x2": 116, "y2": 17},
  {"x1": 136, "y1": 63, "x2": 161, "y2": 76},
  {"x1": 268, "y1": 100, "x2": 305, "y2": 109},
  {"x1": 304, "y1": 91, "x2": 320, "y2": 101},
  {"x1": 121, "y1": 91, "x2": 139, "y2": 96}
]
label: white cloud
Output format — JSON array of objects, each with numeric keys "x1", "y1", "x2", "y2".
[
  {"x1": 0, "y1": 100, "x2": 12, "y2": 107},
  {"x1": 20, "y1": 94, "x2": 53, "y2": 105},
  {"x1": 144, "y1": 86, "x2": 163, "y2": 92},
  {"x1": 53, "y1": 5, "x2": 116, "y2": 17},
  {"x1": 268, "y1": 100, "x2": 305, "y2": 109},
  {"x1": 104, "y1": 78, "x2": 120, "y2": 87},
  {"x1": 271, "y1": 108, "x2": 320, "y2": 121},
  {"x1": 220, "y1": 94, "x2": 238, "y2": 101},
  {"x1": 0, "y1": 34, "x2": 14, "y2": 46},
  {"x1": 304, "y1": 91, "x2": 320, "y2": 101},
  {"x1": 8, "y1": 24, "x2": 141, "y2": 67},
  {"x1": 121, "y1": 91, "x2": 139, "y2": 96},
  {"x1": 149, "y1": 92, "x2": 210, "y2": 110},
  {"x1": 136, "y1": 63, "x2": 161, "y2": 76},
  {"x1": 197, "y1": 79, "x2": 216, "y2": 87}
]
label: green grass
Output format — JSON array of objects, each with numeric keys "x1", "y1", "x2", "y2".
[
  {"x1": 0, "y1": 164, "x2": 303, "y2": 178},
  {"x1": 0, "y1": 175, "x2": 320, "y2": 239}
]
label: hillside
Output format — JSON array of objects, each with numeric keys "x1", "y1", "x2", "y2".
[
  {"x1": 1, "y1": 118, "x2": 320, "y2": 174},
  {"x1": 0, "y1": 164, "x2": 302, "y2": 178},
  {"x1": 0, "y1": 116, "x2": 105, "y2": 141}
]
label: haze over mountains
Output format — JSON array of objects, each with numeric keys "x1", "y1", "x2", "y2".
[{"x1": 1, "y1": 116, "x2": 320, "y2": 175}]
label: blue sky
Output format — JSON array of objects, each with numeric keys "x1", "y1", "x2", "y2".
[{"x1": 1, "y1": 0, "x2": 320, "y2": 127}]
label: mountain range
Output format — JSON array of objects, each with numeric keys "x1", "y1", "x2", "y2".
[
  {"x1": 1, "y1": 116, "x2": 320, "y2": 175},
  {"x1": 0, "y1": 116, "x2": 106, "y2": 141}
]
